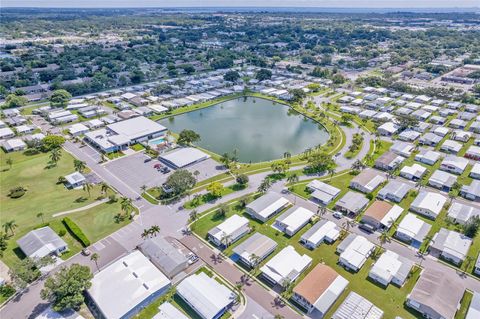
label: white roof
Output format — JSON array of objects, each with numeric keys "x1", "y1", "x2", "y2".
[
  {"x1": 35, "y1": 307, "x2": 84, "y2": 319},
  {"x1": 431, "y1": 228, "x2": 472, "y2": 261},
  {"x1": 247, "y1": 193, "x2": 291, "y2": 220},
  {"x1": 260, "y1": 246, "x2": 312, "y2": 285},
  {"x1": 160, "y1": 147, "x2": 210, "y2": 168},
  {"x1": 176, "y1": 272, "x2": 234, "y2": 319},
  {"x1": 467, "y1": 145, "x2": 480, "y2": 157},
  {"x1": 442, "y1": 155, "x2": 469, "y2": 170},
  {"x1": 332, "y1": 292, "x2": 383, "y2": 319},
  {"x1": 88, "y1": 251, "x2": 171, "y2": 319},
  {"x1": 441, "y1": 140, "x2": 462, "y2": 152},
  {"x1": 411, "y1": 191, "x2": 447, "y2": 217},
  {"x1": 69, "y1": 123, "x2": 89, "y2": 135},
  {"x1": 208, "y1": 215, "x2": 249, "y2": 242},
  {"x1": 400, "y1": 164, "x2": 426, "y2": 177},
  {"x1": 276, "y1": 206, "x2": 314, "y2": 233},
  {"x1": 369, "y1": 250, "x2": 405, "y2": 284},
  {"x1": 397, "y1": 213, "x2": 430, "y2": 239},
  {"x1": 0, "y1": 127, "x2": 14, "y2": 137},
  {"x1": 339, "y1": 236, "x2": 375, "y2": 269},
  {"x1": 471, "y1": 163, "x2": 480, "y2": 177},
  {"x1": 380, "y1": 205, "x2": 404, "y2": 228},
  {"x1": 301, "y1": 220, "x2": 340, "y2": 245},
  {"x1": 64, "y1": 172, "x2": 85, "y2": 185},
  {"x1": 107, "y1": 116, "x2": 166, "y2": 140},
  {"x1": 378, "y1": 122, "x2": 399, "y2": 134},
  {"x1": 153, "y1": 302, "x2": 189, "y2": 319}
]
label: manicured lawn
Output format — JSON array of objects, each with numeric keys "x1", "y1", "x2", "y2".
[
  {"x1": 0, "y1": 150, "x2": 122, "y2": 267},
  {"x1": 184, "y1": 183, "x2": 246, "y2": 209},
  {"x1": 193, "y1": 199, "x2": 423, "y2": 319},
  {"x1": 455, "y1": 290, "x2": 473, "y2": 319},
  {"x1": 130, "y1": 143, "x2": 145, "y2": 152}
]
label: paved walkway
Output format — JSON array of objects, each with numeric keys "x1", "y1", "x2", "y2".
[{"x1": 51, "y1": 198, "x2": 108, "y2": 217}]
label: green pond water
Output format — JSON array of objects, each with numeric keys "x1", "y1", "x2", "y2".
[{"x1": 159, "y1": 97, "x2": 329, "y2": 163}]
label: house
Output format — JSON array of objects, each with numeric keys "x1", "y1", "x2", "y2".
[
  {"x1": 334, "y1": 191, "x2": 369, "y2": 216},
  {"x1": 68, "y1": 123, "x2": 89, "y2": 137},
  {"x1": 64, "y1": 172, "x2": 86, "y2": 188},
  {"x1": 440, "y1": 155, "x2": 469, "y2": 175},
  {"x1": 292, "y1": 264, "x2": 349, "y2": 317},
  {"x1": 87, "y1": 251, "x2": 171, "y2": 319},
  {"x1": 398, "y1": 130, "x2": 421, "y2": 142},
  {"x1": 410, "y1": 191, "x2": 447, "y2": 219},
  {"x1": 395, "y1": 213, "x2": 432, "y2": 247},
  {"x1": 176, "y1": 272, "x2": 235, "y2": 319},
  {"x1": 0, "y1": 127, "x2": 15, "y2": 139},
  {"x1": 306, "y1": 180, "x2": 341, "y2": 205},
  {"x1": 470, "y1": 163, "x2": 480, "y2": 179},
  {"x1": 337, "y1": 234, "x2": 375, "y2": 272},
  {"x1": 475, "y1": 255, "x2": 480, "y2": 276},
  {"x1": 419, "y1": 132, "x2": 442, "y2": 146},
  {"x1": 245, "y1": 192, "x2": 291, "y2": 222},
  {"x1": 2, "y1": 138, "x2": 27, "y2": 152},
  {"x1": 274, "y1": 206, "x2": 314, "y2": 236},
  {"x1": 349, "y1": 168, "x2": 386, "y2": 194},
  {"x1": 465, "y1": 145, "x2": 480, "y2": 161},
  {"x1": 400, "y1": 164, "x2": 427, "y2": 181},
  {"x1": 374, "y1": 151, "x2": 405, "y2": 171},
  {"x1": 154, "y1": 302, "x2": 189, "y2": 319},
  {"x1": 36, "y1": 307, "x2": 85, "y2": 319},
  {"x1": 466, "y1": 292, "x2": 480, "y2": 319},
  {"x1": 412, "y1": 109, "x2": 431, "y2": 121},
  {"x1": 159, "y1": 147, "x2": 210, "y2": 169},
  {"x1": 428, "y1": 170, "x2": 457, "y2": 192},
  {"x1": 449, "y1": 118, "x2": 467, "y2": 129},
  {"x1": 406, "y1": 269, "x2": 464, "y2": 319},
  {"x1": 17, "y1": 226, "x2": 68, "y2": 259},
  {"x1": 369, "y1": 250, "x2": 414, "y2": 287},
  {"x1": 377, "y1": 180, "x2": 413, "y2": 203},
  {"x1": 232, "y1": 233, "x2": 277, "y2": 268},
  {"x1": 433, "y1": 126, "x2": 450, "y2": 137},
  {"x1": 332, "y1": 292, "x2": 383, "y2": 319},
  {"x1": 440, "y1": 139, "x2": 463, "y2": 154},
  {"x1": 448, "y1": 202, "x2": 480, "y2": 225},
  {"x1": 85, "y1": 116, "x2": 167, "y2": 153},
  {"x1": 377, "y1": 122, "x2": 399, "y2": 136},
  {"x1": 461, "y1": 180, "x2": 480, "y2": 201},
  {"x1": 415, "y1": 149, "x2": 441, "y2": 165},
  {"x1": 15, "y1": 125, "x2": 34, "y2": 135},
  {"x1": 390, "y1": 141, "x2": 415, "y2": 157},
  {"x1": 208, "y1": 215, "x2": 250, "y2": 247},
  {"x1": 453, "y1": 130, "x2": 472, "y2": 142},
  {"x1": 260, "y1": 245, "x2": 312, "y2": 286},
  {"x1": 430, "y1": 228, "x2": 472, "y2": 265},
  {"x1": 138, "y1": 237, "x2": 188, "y2": 279},
  {"x1": 361, "y1": 201, "x2": 403, "y2": 230},
  {"x1": 300, "y1": 220, "x2": 341, "y2": 249}
]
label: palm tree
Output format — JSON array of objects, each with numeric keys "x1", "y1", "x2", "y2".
[
  {"x1": 463, "y1": 255, "x2": 475, "y2": 273},
  {"x1": 220, "y1": 233, "x2": 232, "y2": 248},
  {"x1": 2, "y1": 220, "x2": 18, "y2": 236},
  {"x1": 49, "y1": 148, "x2": 62, "y2": 166},
  {"x1": 387, "y1": 218, "x2": 398, "y2": 231},
  {"x1": 140, "y1": 185, "x2": 147, "y2": 193},
  {"x1": 342, "y1": 219, "x2": 355, "y2": 232},
  {"x1": 149, "y1": 225, "x2": 160, "y2": 237},
  {"x1": 121, "y1": 197, "x2": 133, "y2": 215},
  {"x1": 90, "y1": 253, "x2": 100, "y2": 271},
  {"x1": 189, "y1": 210, "x2": 198, "y2": 222},
  {"x1": 141, "y1": 229, "x2": 150, "y2": 240},
  {"x1": 283, "y1": 152, "x2": 291, "y2": 159},
  {"x1": 286, "y1": 173, "x2": 299, "y2": 185},
  {"x1": 328, "y1": 168, "x2": 336, "y2": 181},
  {"x1": 73, "y1": 159, "x2": 86, "y2": 173},
  {"x1": 220, "y1": 153, "x2": 231, "y2": 169},
  {"x1": 36, "y1": 212, "x2": 44, "y2": 224},
  {"x1": 377, "y1": 231, "x2": 390, "y2": 250},
  {"x1": 193, "y1": 170, "x2": 200, "y2": 181},
  {"x1": 83, "y1": 182, "x2": 93, "y2": 197},
  {"x1": 257, "y1": 177, "x2": 272, "y2": 193},
  {"x1": 6, "y1": 158, "x2": 13, "y2": 169},
  {"x1": 317, "y1": 206, "x2": 327, "y2": 217},
  {"x1": 100, "y1": 182, "x2": 109, "y2": 195}
]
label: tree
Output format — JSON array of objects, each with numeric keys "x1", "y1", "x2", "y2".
[
  {"x1": 49, "y1": 148, "x2": 62, "y2": 166},
  {"x1": 100, "y1": 182, "x2": 109, "y2": 195},
  {"x1": 207, "y1": 181, "x2": 224, "y2": 198},
  {"x1": 289, "y1": 88, "x2": 306, "y2": 102},
  {"x1": 90, "y1": 253, "x2": 100, "y2": 271},
  {"x1": 463, "y1": 216, "x2": 480, "y2": 238},
  {"x1": 10, "y1": 258, "x2": 41, "y2": 289},
  {"x1": 120, "y1": 197, "x2": 133, "y2": 215},
  {"x1": 342, "y1": 219, "x2": 355, "y2": 232},
  {"x1": 2, "y1": 220, "x2": 17, "y2": 236},
  {"x1": 220, "y1": 153, "x2": 231, "y2": 169},
  {"x1": 189, "y1": 210, "x2": 198, "y2": 222},
  {"x1": 6, "y1": 158, "x2": 13, "y2": 169},
  {"x1": 224, "y1": 70, "x2": 240, "y2": 82},
  {"x1": 397, "y1": 114, "x2": 419, "y2": 131},
  {"x1": 149, "y1": 225, "x2": 161, "y2": 237},
  {"x1": 4, "y1": 94, "x2": 27, "y2": 108},
  {"x1": 140, "y1": 184, "x2": 147, "y2": 193},
  {"x1": 255, "y1": 69, "x2": 272, "y2": 81},
  {"x1": 0, "y1": 232, "x2": 8, "y2": 257},
  {"x1": 220, "y1": 233, "x2": 232, "y2": 247},
  {"x1": 215, "y1": 203, "x2": 229, "y2": 219},
  {"x1": 377, "y1": 231, "x2": 390, "y2": 249},
  {"x1": 177, "y1": 129, "x2": 201, "y2": 145},
  {"x1": 82, "y1": 182, "x2": 93, "y2": 197},
  {"x1": 286, "y1": 173, "x2": 299, "y2": 185},
  {"x1": 236, "y1": 174, "x2": 249, "y2": 185},
  {"x1": 49, "y1": 89, "x2": 72, "y2": 108},
  {"x1": 40, "y1": 264, "x2": 93, "y2": 312},
  {"x1": 36, "y1": 212, "x2": 45, "y2": 224},
  {"x1": 257, "y1": 177, "x2": 272, "y2": 193},
  {"x1": 164, "y1": 169, "x2": 196, "y2": 196},
  {"x1": 42, "y1": 135, "x2": 65, "y2": 151},
  {"x1": 141, "y1": 229, "x2": 150, "y2": 239},
  {"x1": 73, "y1": 159, "x2": 86, "y2": 173}
]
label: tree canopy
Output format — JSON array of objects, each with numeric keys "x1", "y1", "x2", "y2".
[
  {"x1": 177, "y1": 129, "x2": 201, "y2": 145},
  {"x1": 49, "y1": 89, "x2": 72, "y2": 108},
  {"x1": 163, "y1": 169, "x2": 196, "y2": 196}
]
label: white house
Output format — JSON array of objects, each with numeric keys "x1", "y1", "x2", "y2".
[
  {"x1": 361, "y1": 201, "x2": 403, "y2": 230},
  {"x1": 274, "y1": 206, "x2": 314, "y2": 236},
  {"x1": 300, "y1": 220, "x2": 341, "y2": 249},
  {"x1": 395, "y1": 213, "x2": 432, "y2": 247},
  {"x1": 377, "y1": 180, "x2": 412, "y2": 203},
  {"x1": 440, "y1": 139, "x2": 462, "y2": 154},
  {"x1": 378, "y1": 122, "x2": 400, "y2": 136},
  {"x1": 470, "y1": 163, "x2": 480, "y2": 179},
  {"x1": 349, "y1": 168, "x2": 386, "y2": 194},
  {"x1": 17, "y1": 226, "x2": 68, "y2": 259},
  {"x1": 369, "y1": 250, "x2": 414, "y2": 287},
  {"x1": 232, "y1": 233, "x2": 277, "y2": 268},
  {"x1": 337, "y1": 234, "x2": 375, "y2": 272},
  {"x1": 245, "y1": 192, "x2": 291, "y2": 222},
  {"x1": 208, "y1": 215, "x2": 250, "y2": 247},
  {"x1": 400, "y1": 164, "x2": 427, "y2": 181},
  {"x1": 307, "y1": 180, "x2": 341, "y2": 205},
  {"x1": 461, "y1": 180, "x2": 480, "y2": 201},
  {"x1": 430, "y1": 228, "x2": 473, "y2": 265},
  {"x1": 332, "y1": 292, "x2": 383, "y2": 319},
  {"x1": 68, "y1": 123, "x2": 89, "y2": 137},
  {"x1": 415, "y1": 149, "x2": 441, "y2": 165},
  {"x1": 410, "y1": 191, "x2": 447, "y2": 219},
  {"x1": 390, "y1": 141, "x2": 415, "y2": 157},
  {"x1": 428, "y1": 170, "x2": 457, "y2": 192},
  {"x1": 448, "y1": 202, "x2": 480, "y2": 225},
  {"x1": 440, "y1": 155, "x2": 469, "y2": 175},
  {"x1": 260, "y1": 246, "x2": 312, "y2": 286}
]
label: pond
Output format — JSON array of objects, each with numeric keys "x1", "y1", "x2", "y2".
[{"x1": 159, "y1": 97, "x2": 329, "y2": 163}]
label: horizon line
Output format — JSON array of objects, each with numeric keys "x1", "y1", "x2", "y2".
[{"x1": 2, "y1": 6, "x2": 480, "y2": 9}]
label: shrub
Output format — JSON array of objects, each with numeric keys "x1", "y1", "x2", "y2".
[
  {"x1": 62, "y1": 217, "x2": 90, "y2": 247},
  {"x1": 108, "y1": 194, "x2": 117, "y2": 203},
  {"x1": 236, "y1": 174, "x2": 249, "y2": 185},
  {"x1": 8, "y1": 186, "x2": 27, "y2": 198},
  {"x1": 58, "y1": 229, "x2": 66, "y2": 237}
]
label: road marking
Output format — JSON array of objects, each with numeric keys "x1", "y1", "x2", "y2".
[{"x1": 92, "y1": 241, "x2": 105, "y2": 251}]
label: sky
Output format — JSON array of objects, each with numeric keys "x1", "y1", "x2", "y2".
[{"x1": 2, "y1": 0, "x2": 479, "y2": 8}]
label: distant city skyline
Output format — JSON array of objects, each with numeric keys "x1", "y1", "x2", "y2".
[{"x1": 2, "y1": 0, "x2": 480, "y2": 8}]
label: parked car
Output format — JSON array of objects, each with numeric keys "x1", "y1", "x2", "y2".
[
  {"x1": 333, "y1": 212, "x2": 343, "y2": 219},
  {"x1": 160, "y1": 167, "x2": 170, "y2": 174},
  {"x1": 144, "y1": 157, "x2": 152, "y2": 163},
  {"x1": 359, "y1": 223, "x2": 375, "y2": 234},
  {"x1": 81, "y1": 248, "x2": 91, "y2": 256},
  {"x1": 187, "y1": 252, "x2": 198, "y2": 265},
  {"x1": 154, "y1": 163, "x2": 163, "y2": 169}
]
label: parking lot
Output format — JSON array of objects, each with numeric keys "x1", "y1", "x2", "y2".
[{"x1": 103, "y1": 152, "x2": 226, "y2": 191}]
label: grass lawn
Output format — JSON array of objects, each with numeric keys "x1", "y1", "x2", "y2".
[
  {"x1": 130, "y1": 143, "x2": 146, "y2": 152},
  {"x1": 193, "y1": 200, "x2": 423, "y2": 319},
  {"x1": 0, "y1": 149, "x2": 124, "y2": 267},
  {"x1": 184, "y1": 183, "x2": 246, "y2": 209},
  {"x1": 455, "y1": 290, "x2": 473, "y2": 319}
]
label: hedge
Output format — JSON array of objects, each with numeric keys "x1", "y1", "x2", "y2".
[{"x1": 62, "y1": 217, "x2": 91, "y2": 247}]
